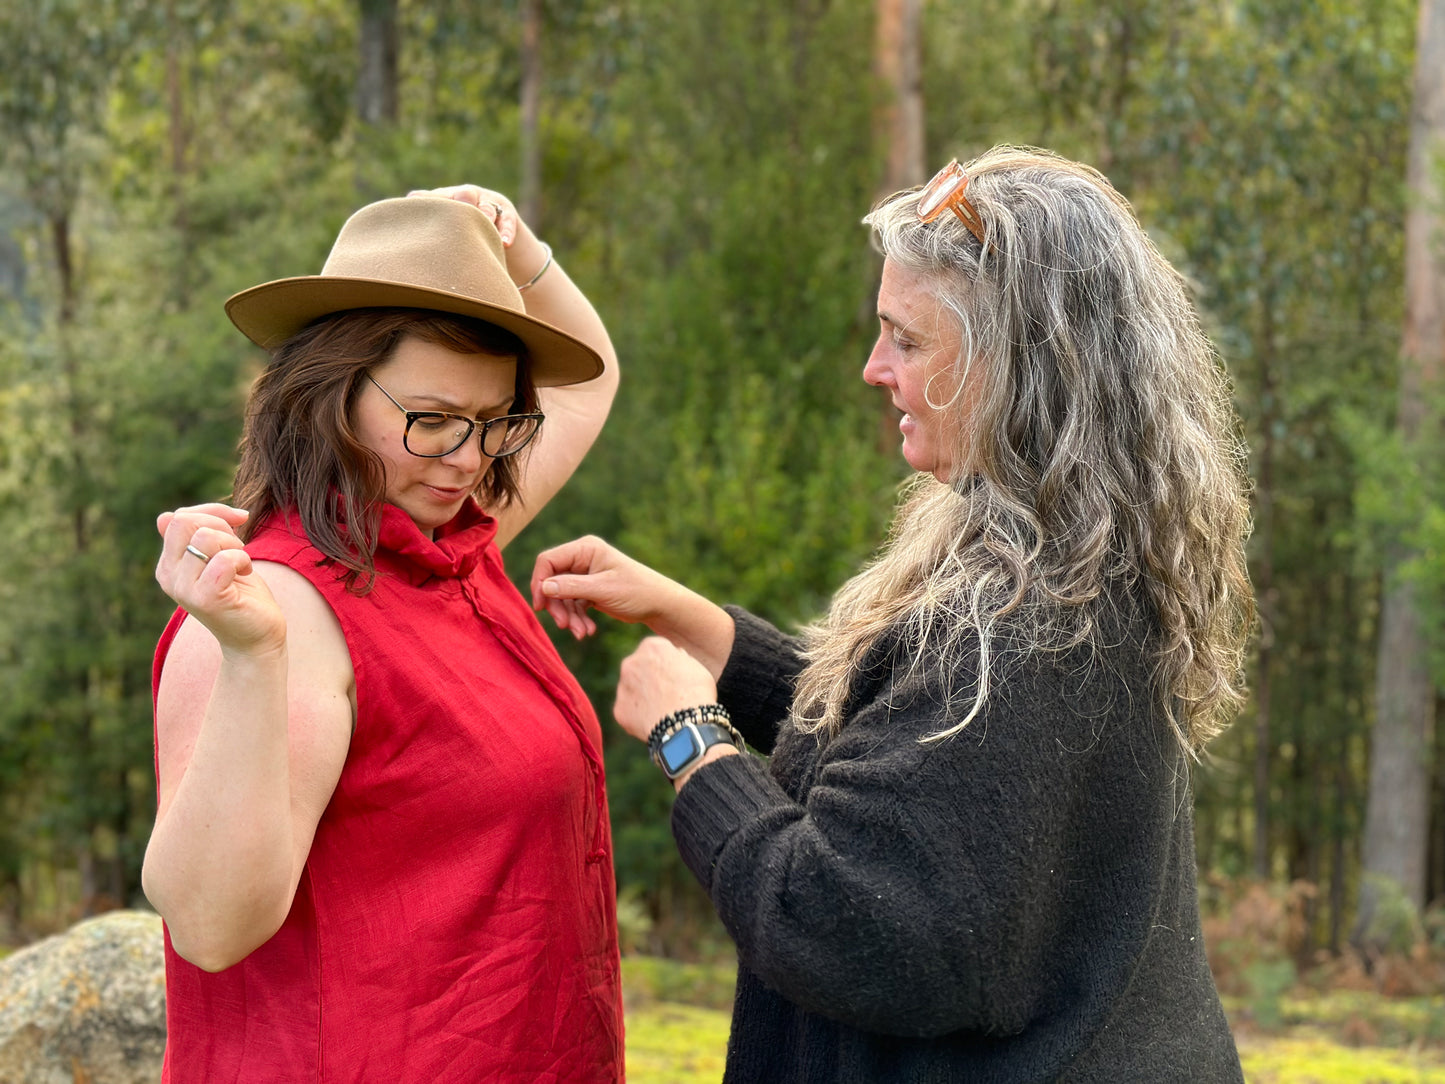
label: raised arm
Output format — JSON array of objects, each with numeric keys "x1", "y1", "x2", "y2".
[
  {"x1": 142, "y1": 504, "x2": 354, "y2": 972},
  {"x1": 409, "y1": 185, "x2": 619, "y2": 550}
]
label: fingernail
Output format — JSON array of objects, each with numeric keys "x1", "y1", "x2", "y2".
[{"x1": 542, "y1": 581, "x2": 558, "y2": 597}]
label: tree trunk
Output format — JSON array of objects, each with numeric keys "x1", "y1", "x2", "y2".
[
  {"x1": 1356, "y1": 0, "x2": 1444, "y2": 948},
  {"x1": 1430, "y1": 693, "x2": 1445, "y2": 905},
  {"x1": 50, "y1": 210, "x2": 75, "y2": 326},
  {"x1": 1330, "y1": 757, "x2": 1349, "y2": 953},
  {"x1": 869, "y1": 0, "x2": 925, "y2": 449},
  {"x1": 1251, "y1": 573, "x2": 1272, "y2": 882},
  {"x1": 519, "y1": 0, "x2": 542, "y2": 227},
  {"x1": 873, "y1": 0, "x2": 925, "y2": 199},
  {"x1": 1252, "y1": 293, "x2": 1278, "y2": 882},
  {"x1": 166, "y1": 0, "x2": 192, "y2": 306},
  {"x1": 1096, "y1": 4, "x2": 1135, "y2": 172},
  {"x1": 357, "y1": 0, "x2": 399, "y2": 126}
]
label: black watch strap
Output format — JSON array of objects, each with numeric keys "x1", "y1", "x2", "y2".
[{"x1": 655, "y1": 720, "x2": 740, "y2": 780}]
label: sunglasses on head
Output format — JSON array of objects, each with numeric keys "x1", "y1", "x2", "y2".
[{"x1": 916, "y1": 159, "x2": 987, "y2": 247}]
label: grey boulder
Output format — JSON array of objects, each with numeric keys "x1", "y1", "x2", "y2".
[{"x1": 0, "y1": 910, "x2": 165, "y2": 1084}]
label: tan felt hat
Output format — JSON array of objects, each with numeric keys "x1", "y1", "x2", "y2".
[{"x1": 224, "y1": 196, "x2": 603, "y2": 387}]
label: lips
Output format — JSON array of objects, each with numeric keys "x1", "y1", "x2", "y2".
[{"x1": 424, "y1": 484, "x2": 470, "y2": 501}]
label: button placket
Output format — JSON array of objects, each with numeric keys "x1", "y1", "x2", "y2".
[{"x1": 459, "y1": 577, "x2": 610, "y2": 864}]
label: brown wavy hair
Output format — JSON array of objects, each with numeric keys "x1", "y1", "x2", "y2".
[
  {"x1": 793, "y1": 146, "x2": 1254, "y2": 755},
  {"x1": 231, "y1": 307, "x2": 536, "y2": 590}
]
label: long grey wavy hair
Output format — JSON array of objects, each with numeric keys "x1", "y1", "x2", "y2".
[{"x1": 791, "y1": 146, "x2": 1253, "y2": 754}]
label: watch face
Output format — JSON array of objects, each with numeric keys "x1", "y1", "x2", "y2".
[{"x1": 659, "y1": 728, "x2": 702, "y2": 774}]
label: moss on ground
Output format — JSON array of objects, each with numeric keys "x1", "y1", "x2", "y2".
[
  {"x1": 1281, "y1": 991, "x2": 1445, "y2": 1047},
  {"x1": 1237, "y1": 1030, "x2": 1445, "y2": 1083},
  {"x1": 622, "y1": 955, "x2": 1445, "y2": 1082},
  {"x1": 625, "y1": 1002, "x2": 731, "y2": 1084}
]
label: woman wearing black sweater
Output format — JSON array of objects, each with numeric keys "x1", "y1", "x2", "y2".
[{"x1": 533, "y1": 145, "x2": 1252, "y2": 1083}]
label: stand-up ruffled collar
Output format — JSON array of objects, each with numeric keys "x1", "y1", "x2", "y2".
[{"x1": 375, "y1": 499, "x2": 497, "y2": 583}]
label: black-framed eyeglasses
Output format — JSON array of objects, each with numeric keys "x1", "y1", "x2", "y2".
[{"x1": 366, "y1": 374, "x2": 544, "y2": 459}]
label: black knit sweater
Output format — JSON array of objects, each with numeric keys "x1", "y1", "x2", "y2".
[{"x1": 670, "y1": 605, "x2": 1244, "y2": 1083}]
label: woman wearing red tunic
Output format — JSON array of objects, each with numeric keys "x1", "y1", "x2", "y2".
[{"x1": 144, "y1": 186, "x2": 623, "y2": 1081}]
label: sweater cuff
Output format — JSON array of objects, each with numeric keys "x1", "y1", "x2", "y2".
[
  {"x1": 670, "y1": 752, "x2": 784, "y2": 892},
  {"x1": 717, "y1": 605, "x2": 804, "y2": 751}
]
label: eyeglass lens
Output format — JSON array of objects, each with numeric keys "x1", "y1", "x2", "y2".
[{"x1": 404, "y1": 413, "x2": 541, "y2": 458}]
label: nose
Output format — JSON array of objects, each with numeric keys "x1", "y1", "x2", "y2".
[
  {"x1": 440, "y1": 430, "x2": 486, "y2": 473},
  {"x1": 863, "y1": 337, "x2": 892, "y2": 388}
]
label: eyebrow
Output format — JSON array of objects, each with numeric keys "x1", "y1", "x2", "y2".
[
  {"x1": 404, "y1": 392, "x2": 516, "y2": 417},
  {"x1": 878, "y1": 310, "x2": 928, "y2": 337}
]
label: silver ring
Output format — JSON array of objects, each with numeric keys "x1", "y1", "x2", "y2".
[{"x1": 184, "y1": 543, "x2": 211, "y2": 564}]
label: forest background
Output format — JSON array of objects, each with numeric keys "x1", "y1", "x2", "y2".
[{"x1": 1, "y1": 0, "x2": 1443, "y2": 1016}]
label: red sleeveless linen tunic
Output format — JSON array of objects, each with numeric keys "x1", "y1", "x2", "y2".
[{"x1": 153, "y1": 502, "x2": 624, "y2": 1082}]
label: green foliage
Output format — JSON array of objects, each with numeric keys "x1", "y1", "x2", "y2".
[
  {"x1": 1110, "y1": 0, "x2": 1415, "y2": 928},
  {"x1": 1344, "y1": 375, "x2": 1445, "y2": 683},
  {"x1": 1203, "y1": 879, "x2": 1312, "y2": 1028},
  {"x1": 1244, "y1": 958, "x2": 1299, "y2": 1031},
  {"x1": 1357, "y1": 874, "x2": 1427, "y2": 956},
  {"x1": 620, "y1": 954, "x2": 737, "y2": 1012},
  {"x1": 615, "y1": 885, "x2": 655, "y2": 954},
  {"x1": 0, "y1": 0, "x2": 138, "y2": 211},
  {"x1": 616, "y1": 373, "x2": 896, "y2": 622},
  {"x1": 0, "y1": 0, "x2": 1431, "y2": 966}
]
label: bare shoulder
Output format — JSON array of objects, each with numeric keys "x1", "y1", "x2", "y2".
[
  {"x1": 155, "y1": 561, "x2": 356, "y2": 798},
  {"x1": 159, "y1": 561, "x2": 350, "y2": 679},
  {"x1": 250, "y1": 560, "x2": 355, "y2": 694}
]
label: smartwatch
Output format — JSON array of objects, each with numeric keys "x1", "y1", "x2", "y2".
[{"x1": 655, "y1": 721, "x2": 739, "y2": 780}]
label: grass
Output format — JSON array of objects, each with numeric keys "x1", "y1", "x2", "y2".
[
  {"x1": 1237, "y1": 1030, "x2": 1445, "y2": 1083},
  {"x1": 621, "y1": 955, "x2": 737, "y2": 1012},
  {"x1": 1275, "y1": 991, "x2": 1445, "y2": 1047},
  {"x1": 622, "y1": 955, "x2": 733, "y2": 1084},
  {"x1": 622, "y1": 956, "x2": 1445, "y2": 1084},
  {"x1": 1232, "y1": 991, "x2": 1445, "y2": 1084},
  {"x1": 624, "y1": 1001, "x2": 732, "y2": 1084}
]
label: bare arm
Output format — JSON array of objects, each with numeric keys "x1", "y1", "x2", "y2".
[
  {"x1": 142, "y1": 505, "x2": 353, "y2": 972},
  {"x1": 408, "y1": 186, "x2": 619, "y2": 551}
]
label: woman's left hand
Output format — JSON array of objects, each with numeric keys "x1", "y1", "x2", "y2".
[
  {"x1": 406, "y1": 184, "x2": 528, "y2": 249},
  {"x1": 614, "y1": 637, "x2": 718, "y2": 743},
  {"x1": 406, "y1": 185, "x2": 555, "y2": 319}
]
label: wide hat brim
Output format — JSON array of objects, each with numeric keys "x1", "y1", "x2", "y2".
[{"x1": 224, "y1": 197, "x2": 604, "y2": 388}]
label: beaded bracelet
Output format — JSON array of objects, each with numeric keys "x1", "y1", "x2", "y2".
[
  {"x1": 646, "y1": 703, "x2": 744, "y2": 764},
  {"x1": 517, "y1": 242, "x2": 553, "y2": 292}
]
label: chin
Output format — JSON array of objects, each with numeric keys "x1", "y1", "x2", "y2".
[{"x1": 901, "y1": 446, "x2": 937, "y2": 476}]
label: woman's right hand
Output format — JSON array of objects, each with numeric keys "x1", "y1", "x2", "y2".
[
  {"x1": 155, "y1": 503, "x2": 286, "y2": 657},
  {"x1": 530, "y1": 535, "x2": 673, "y2": 639},
  {"x1": 532, "y1": 536, "x2": 736, "y2": 678}
]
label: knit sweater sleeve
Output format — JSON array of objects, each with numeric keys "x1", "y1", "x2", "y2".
[
  {"x1": 714, "y1": 605, "x2": 806, "y2": 756},
  {"x1": 671, "y1": 622, "x2": 1177, "y2": 1040}
]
